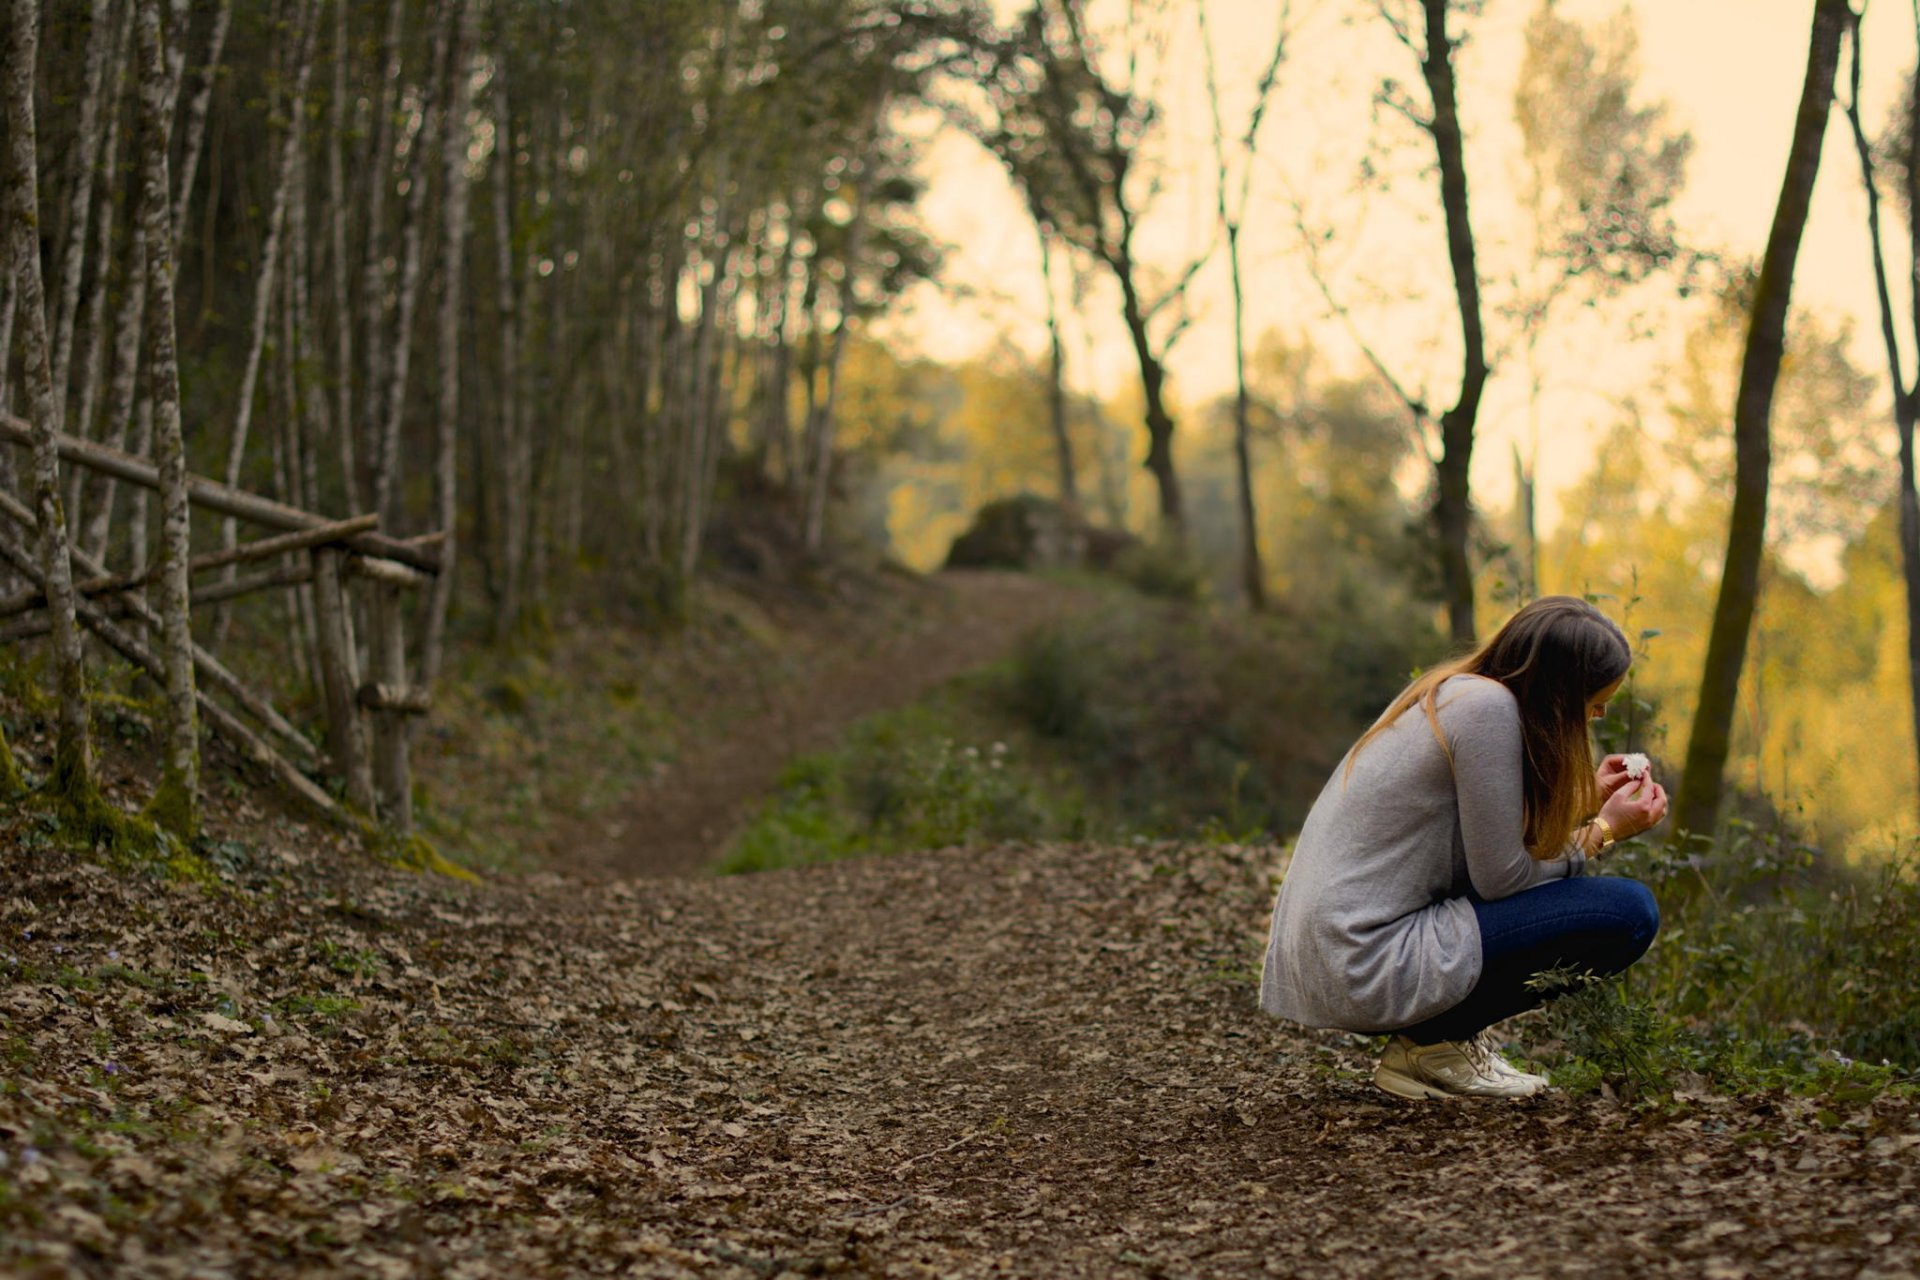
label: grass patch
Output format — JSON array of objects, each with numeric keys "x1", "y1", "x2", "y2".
[{"x1": 719, "y1": 700, "x2": 1092, "y2": 874}]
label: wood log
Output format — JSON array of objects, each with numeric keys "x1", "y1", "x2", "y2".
[
  {"x1": 345, "y1": 553, "x2": 430, "y2": 589},
  {"x1": 0, "y1": 561, "x2": 316, "y2": 635},
  {"x1": 0, "y1": 523, "x2": 342, "y2": 823},
  {"x1": 367, "y1": 582, "x2": 413, "y2": 834},
  {"x1": 0, "y1": 517, "x2": 366, "y2": 620},
  {"x1": 311, "y1": 548, "x2": 373, "y2": 810},
  {"x1": 355, "y1": 682, "x2": 432, "y2": 714},
  {"x1": 0, "y1": 414, "x2": 441, "y2": 572},
  {"x1": 0, "y1": 491, "x2": 321, "y2": 768}
]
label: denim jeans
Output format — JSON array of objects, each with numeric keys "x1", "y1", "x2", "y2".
[{"x1": 1396, "y1": 875, "x2": 1660, "y2": 1045}]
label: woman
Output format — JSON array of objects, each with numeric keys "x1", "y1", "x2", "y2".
[{"x1": 1260, "y1": 596, "x2": 1667, "y2": 1100}]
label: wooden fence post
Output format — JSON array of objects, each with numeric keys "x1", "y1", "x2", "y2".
[
  {"x1": 367, "y1": 580, "x2": 411, "y2": 835},
  {"x1": 310, "y1": 546, "x2": 373, "y2": 812}
]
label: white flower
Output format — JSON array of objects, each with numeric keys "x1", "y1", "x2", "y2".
[{"x1": 1622, "y1": 753, "x2": 1651, "y2": 780}]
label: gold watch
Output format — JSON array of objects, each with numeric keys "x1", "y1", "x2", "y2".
[{"x1": 1591, "y1": 816, "x2": 1617, "y2": 852}]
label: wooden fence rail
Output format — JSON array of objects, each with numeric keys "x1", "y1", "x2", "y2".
[{"x1": 0, "y1": 416, "x2": 441, "y2": 835}]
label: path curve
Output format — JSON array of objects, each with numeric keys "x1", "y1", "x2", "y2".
[{"x1": 555, "y1": 569, "x2": 1098, "y2": 880}]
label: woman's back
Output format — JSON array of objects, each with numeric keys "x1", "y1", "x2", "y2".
[{"x1": 1260, "y1": 675, "x2": 1578, "y2": 1032}]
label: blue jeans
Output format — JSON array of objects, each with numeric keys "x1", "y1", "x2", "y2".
[{"x1": 1396, "y1": 875, "x2": 1660, "y2": 1045}]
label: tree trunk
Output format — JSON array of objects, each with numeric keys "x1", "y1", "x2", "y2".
[
  {"x1": 170, "y1": 0, "x2": 232, "y2": 263},
  {"x1": 373, "y1": 0, "x2": 452, "y2": 529},
  {"x1": 134, "y1": 0, "x2": 199, "y2": 837},
  {"x1": 83, "y1": 227, "x2": 146, "y2": 562},
  {"x1": 49, "y1": 0, "x2": 117, "y2": 433},
  {"x1": 355, "y1": 0, "x2": 407, "y2": 516},
  {"x1": 1225, "y1": 221, "x2": 1264, "y2": 611},
  {"x1": 1674, "y1": 0, "x2": 1847, "y2": 842},
  {"x1": 4, "y1": 0, "x2": 95, "y2": 798},
  {"x1": 219, "y1": 0, "x2": 319, "y2": 573},
  {"x1": 326, "y1": 0, "x2": 355, "y2": 515},
  {"x1": 1419, "y1": 0, "x2": 1489, "y2": 646},
  {"x1": 1037, "y1": 231, "x2": 1080, "y2": 514},
  {"x1": 70, "y1": 5, "x2": 131, "y2": 462},
  {"x1": 490, "y1": 46, "x2": 527, "y2": 637},
  {"x1": 418, "y1": 0, "x2": 476, "y2": 694},
  {"x1": 1112, "y1": 250, "x2": 1183, "y2": 535},
  {"x1": 1844, "y1": 10, "x2": 1920, "y2": 818}
]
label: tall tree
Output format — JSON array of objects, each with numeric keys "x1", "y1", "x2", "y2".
[
  {"x1": 1841, "y1": 6, "x2": 1920, "y2": 819},
  {"x1": 1198, "y1": 0, "x2": 1290, "y2": 610},
  {"x1": 418, "y1": 0, "x2": 477, "y2": 691},
  {"x1": 1673, "y1": 0, "x2": 1849, "y2": 841},
  {"x1": 978, "y1": 0, "x2": 1207, "y2": 538},
  {"x1": 135, "y1": 0, "x2": 199, "y2": 838},
  {"x1": 4, "y1": 0, "x2": 95, "y2": 800},
  {"x1": 1390, "y1": 0, "x2": 1489, "y2": 645}
]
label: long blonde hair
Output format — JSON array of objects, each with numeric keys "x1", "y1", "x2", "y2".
[{"x1": 1348, "y1": 597, "x2": 1630, "y2": 858}]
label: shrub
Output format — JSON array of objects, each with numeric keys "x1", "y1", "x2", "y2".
[{"x1": 719, "y1": 710, "x2": 1081, "y2": 874}]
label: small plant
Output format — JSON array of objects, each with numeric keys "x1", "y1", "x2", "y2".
[
  {"x1": 1528, "y1": 965, "x2": 1669, "y2": 1096},
  {"x1": 1112, "y1": 537, "x2": 1207, "y2": 602}
]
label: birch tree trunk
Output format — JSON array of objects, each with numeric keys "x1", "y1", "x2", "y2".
[
  {"x1": 419, "y1": 0, "x2": 476, "y2": 693},
  {"x1": 50, "y1": 0, "x2": 117, "y2": 432},
  {"x1": 70, "y1": 6, "x2": 132, "y2": 460},
  {"x1": 355, "y1": 0, "x2": 408, "y2": 515},
  {"x1": 134, "y1": 0, "x2": 199, "y2": 838},
  {"x1": 374, "y1": 0, "x2": 453, "y2": 528},
  {"x1": 1674, "y1": 0, "x2": 1847, "y2": 842},
  {"x1": 220, "y1": 0, "x2": 319, "y2": 569},
  {"x1": 327, "y1": 0, "x2": 356, "y2": 513},
  {"x1": 490, "y1": 49, "x2": 528, "y2": 636},
  {"x1": 4, "y1": 0, "x2": 96, "y2": 799},
  {"x1": 169, "y1": 0, "x2": 232, "y2": 262}
]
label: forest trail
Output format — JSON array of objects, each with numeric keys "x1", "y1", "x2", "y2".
[
  {"x1": 554, "y1": 569, "x2": 1098, "y2": 880},
  {"x1": 6, "y1": 835, "x2": 1916, "y2": 1277}
]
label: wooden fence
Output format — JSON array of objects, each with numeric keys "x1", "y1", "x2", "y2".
[{"x1": 0, "y1": 415, "x2": 441, "y2": 834}]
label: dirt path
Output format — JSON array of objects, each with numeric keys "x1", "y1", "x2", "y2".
[
  {"x1": 5, "y1": 836, "x2": 1916, "y2": 1277},
  {"x1": 556, "y1": 569, "x2": 1097, "y2": 880}
]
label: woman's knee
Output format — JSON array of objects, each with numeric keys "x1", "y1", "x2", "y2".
[{"x1": 1597, "y1": 876, "x2": 1659, "y2": 966}]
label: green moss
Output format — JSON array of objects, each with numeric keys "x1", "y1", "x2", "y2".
[
  {"x1": 143, "y1": 769, "x2": 200, "y2": 842},
  {"x1": 378, "y1": 830, "x2": 480, "y2": 883},
  {"x1": 0, "y1": 720, "x2": 23, "y2": 799}
]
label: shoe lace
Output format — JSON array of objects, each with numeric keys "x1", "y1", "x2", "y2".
[{"x1": 1462, "y1": 1033, "x2": 1502, "y2": 1075}]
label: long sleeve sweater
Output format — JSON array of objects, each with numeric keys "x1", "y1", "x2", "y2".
[{"x1": 1259, "y1": 674, "x2": 1586, "y2": 1033}]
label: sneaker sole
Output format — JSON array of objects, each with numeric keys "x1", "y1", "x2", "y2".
[
  {"x1": 1374, "y1": 1066, "x2": 1543, "y2": 1101},
  {"x1": 1372, "y1": 1067, "x2": 1462, "y2": 1101}
]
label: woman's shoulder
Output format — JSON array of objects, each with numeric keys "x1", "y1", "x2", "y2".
[{"x1": 1434, "y1": 673, "x2": 1518, "y2": 722}]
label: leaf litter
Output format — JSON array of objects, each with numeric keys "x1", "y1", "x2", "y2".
[{"x1": 1, "y1": 830, "x2": 1916, "y2": 1277}]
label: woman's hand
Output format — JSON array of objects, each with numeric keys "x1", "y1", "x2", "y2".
[
  {"x1": 1599, "y1": 774, "x2": 1668, "y2": 841},
  {"x1": 1596, "y1": 754, "x2": 1636, "y2": 800}
]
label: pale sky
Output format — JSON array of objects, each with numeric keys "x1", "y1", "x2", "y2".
[{"x1": 879, "y1": 0, "x2": 1918, "y2": 576}]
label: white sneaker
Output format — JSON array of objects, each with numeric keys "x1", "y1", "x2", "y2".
[
  {"x1": 1373, "y1": 1034, "x2": 1548, "y2": 1100},
  {"x1": 1472, "y1": 1032, "x2": 1551, "y2": 1091}
]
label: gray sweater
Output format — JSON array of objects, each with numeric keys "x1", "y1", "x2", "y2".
[{"x1": 1259, "y1": 674, "x2": 1586, "y2": 1033}]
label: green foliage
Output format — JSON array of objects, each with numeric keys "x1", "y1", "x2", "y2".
[
  {"x1": 1005, "y1": 598, "x2": 1436, "y2": 836},
  {"x1": 1111, "y1": 537, "x2": 1207, "y2": 602},
  {"x1": 1523, "y1": 829, "x2": 1920, "y2": 1100},
  {"x1": 720, "y1": 707, "x2": 1082, "y2": 874}
]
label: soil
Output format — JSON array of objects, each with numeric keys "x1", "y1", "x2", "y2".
[
  {"x1": 4, "y1": 836, "x2": 1915, "y2": 1278},
  {"x1": 2, "y1": 570, "x2": 1916, "y2": 1277}
]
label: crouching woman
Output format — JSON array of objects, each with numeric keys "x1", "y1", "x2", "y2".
[{"x1": 1260, "y1": 596, "x2": 1666, "y2": 1100}]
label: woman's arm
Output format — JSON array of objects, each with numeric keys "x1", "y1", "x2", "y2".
[{"x1": 1442, "y1": 680, "x2": 1579, "y2": 899}]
